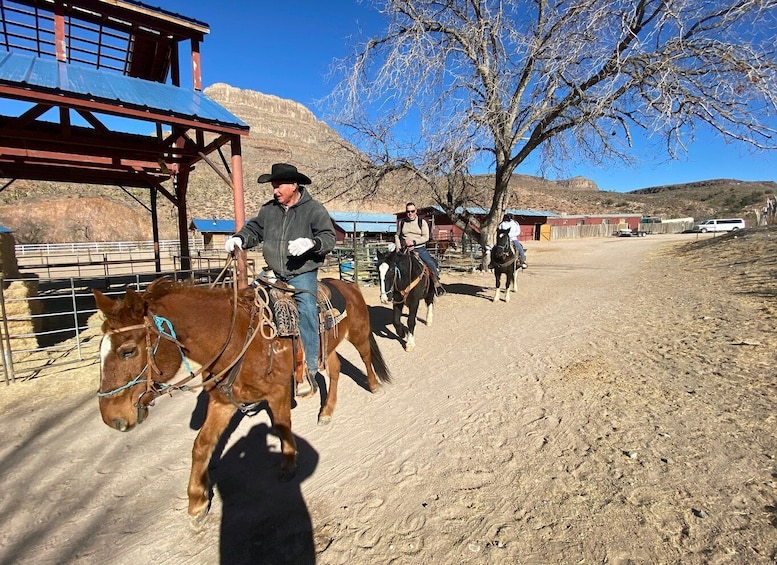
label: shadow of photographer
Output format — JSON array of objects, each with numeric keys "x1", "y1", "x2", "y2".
[{"x1": 190, "y1": 394, "x2": 319, "y2": 564}]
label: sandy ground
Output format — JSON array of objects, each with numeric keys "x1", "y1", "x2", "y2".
[{"x1": 1, "y1": 229, "x2": 776, "y2": 565}]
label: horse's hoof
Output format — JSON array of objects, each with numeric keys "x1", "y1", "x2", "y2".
[
  {"x1": 317, "y1": 414, "x2": 332, "y2": 426},
  {"x1": 188, "y1": 504, "x2": 211, "y2": 531},
  {"x1": 370, "y1": 387, "x2": 385, "y2": 396}
]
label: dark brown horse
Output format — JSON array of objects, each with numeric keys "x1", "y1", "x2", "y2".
[
  {"x1": 377, "y1": 246, "x2": 435, "y2": 351},
  {"x1": 93, "y1": 276, "x2": 390, "y2": 525}
]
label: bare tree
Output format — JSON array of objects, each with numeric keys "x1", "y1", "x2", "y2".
[{"x1": 326, "y1": 0, "x2": 777, "y2": 259}]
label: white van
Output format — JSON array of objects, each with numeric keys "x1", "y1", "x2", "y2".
[{"x1": 695, "y1": 218, "x2": 745, "y2": 233}]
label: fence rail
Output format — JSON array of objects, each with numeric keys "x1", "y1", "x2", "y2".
[
  {"x1": 1, "y1": 226, "x2": 691, "y2": 385},
  {"x1": 14, "y1": 239, "x2": 197, "y2": 256},
  {"x1": 0, "y1": 261, "x2": 234, "y2": 385}
]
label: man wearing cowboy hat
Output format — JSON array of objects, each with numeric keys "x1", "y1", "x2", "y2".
[{"x1": 225, "y1": 163, "x2": 335, "y2": 398}]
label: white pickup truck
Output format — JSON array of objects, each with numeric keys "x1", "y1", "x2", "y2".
[{"x1": 616, "y1": 227, "x2": 647, "y2": 237}]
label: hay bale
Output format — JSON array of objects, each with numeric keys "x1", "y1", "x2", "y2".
[
  {"x1": 3, "y1": 278, "x2": 41, "y2": 358},
  {"x1": 0, "y1": 232, "x2": 20, "y2": 279}
]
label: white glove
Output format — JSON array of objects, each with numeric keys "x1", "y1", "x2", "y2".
[
  {"x1": 224, "y1": 236, "x2": 243, "y2": 253},
  {"x1": 288, "y1": 237, "x2": 314, "y2": 256}
]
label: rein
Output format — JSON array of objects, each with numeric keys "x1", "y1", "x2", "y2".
[
  {"x1": 383, "y1": 251, "x2": 430, "y2": 304},
  {"x1": 492, "y1": 238, "x2": 517, "y2": 269},
  {"x1": 98, "y1": 257, "x2": 279, "y2": 412}
]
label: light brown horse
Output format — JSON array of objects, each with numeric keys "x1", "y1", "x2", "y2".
[
  {"x1": 93, "y1": 276, "x2": 390, "y2": 525},
  {"x1": 426, "y1": 239, "x2": 458, "y2": 261}
]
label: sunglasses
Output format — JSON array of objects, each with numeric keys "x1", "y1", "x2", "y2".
[{"x1": 406, "y1": 209, "x2": 417, "y2": 213}]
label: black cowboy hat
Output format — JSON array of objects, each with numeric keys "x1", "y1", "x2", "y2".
[{"x1": 257, "y1": 163, "x2": 312, "y2": 185}]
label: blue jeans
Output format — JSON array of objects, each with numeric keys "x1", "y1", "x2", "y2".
[
  {"x1": 414, "y1": 246, "x2": 441, "y2": 279},
  {"x1": 285, "y1": 270, "x2": 319, "y2": 375},
  {"x1": 512, "y1": 239, "x2": 527, "y2": 263}
]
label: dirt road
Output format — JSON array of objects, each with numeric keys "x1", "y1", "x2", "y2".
[{"x1": 1, "y1": 230, "x2": 775, "y2": 564}]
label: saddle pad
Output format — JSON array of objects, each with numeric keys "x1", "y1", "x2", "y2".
[{"x1": 263, "y1": 280, "x2": 348, "y2": 336}]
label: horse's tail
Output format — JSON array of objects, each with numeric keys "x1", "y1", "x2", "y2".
[{"x1": 368, "y1": 333, "x2": 392, "y2": 384}]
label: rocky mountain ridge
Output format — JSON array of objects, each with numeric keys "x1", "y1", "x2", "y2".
[{"x1": 0, "y1": 84, "x2": 774, "y2": 243}]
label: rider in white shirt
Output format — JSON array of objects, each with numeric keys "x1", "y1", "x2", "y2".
[{"x1": 497, "y1": 214, "x2": 528, "y2": 268}]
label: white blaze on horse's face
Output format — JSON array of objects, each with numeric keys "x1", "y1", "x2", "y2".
[
  {"x1": 378, "y1": 262, "x2": 389, "y2": 303},
  {"x1": 99, "y1": 334, "x2": 112, "y2": 377}
]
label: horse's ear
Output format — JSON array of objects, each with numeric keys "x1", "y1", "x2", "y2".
[
  {"x1": 124, "y1": 288, "x2": 148, "y2": 317},
  {"x1": 92, "y1": 289, "x2": 115, "y2": 315}
]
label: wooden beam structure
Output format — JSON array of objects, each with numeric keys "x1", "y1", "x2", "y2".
[{"x1": 0, "y1": 0, "x2": 249, "y2": 276}]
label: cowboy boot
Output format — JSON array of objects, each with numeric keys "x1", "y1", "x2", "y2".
[
  {"x1": 432, "y1": 273, "x2": 446, "y2": 296},
  {"x1": 296, "y1": 369, "x2": 318, "y2": 398}
]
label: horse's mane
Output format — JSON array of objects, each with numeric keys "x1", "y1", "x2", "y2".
[{"x1": 143, "y1": 277, "x2": 255, "y2": 309}]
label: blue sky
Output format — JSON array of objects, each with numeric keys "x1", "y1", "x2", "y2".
[
  {"x1": 184, "y1": 1, "x2": 776, "y2": 193},
  {"x1": 6, "y1": 0, "x2": 775, "y2": 193}
]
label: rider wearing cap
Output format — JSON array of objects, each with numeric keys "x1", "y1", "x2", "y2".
[{"x1": 497, "y1": 213, "x2": 528, "y2": 268}]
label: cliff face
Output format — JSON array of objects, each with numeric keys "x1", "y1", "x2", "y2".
[
  {"x1": 7, "y1": 83, "x2": 767, "y2": 244},
  {"x1": 186, "y1": 84, "x2": 369, "y2": 218},
  {"x1": 204, "y1": 83, "x2": 348, "y2": 172},
  {"x1": 556, "y1": 176, "x2": 600, "y2": 191}
]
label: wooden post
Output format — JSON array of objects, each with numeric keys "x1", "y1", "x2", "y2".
[{"x1": 231, "y1": 136, "x2": 248, "y2": 288}]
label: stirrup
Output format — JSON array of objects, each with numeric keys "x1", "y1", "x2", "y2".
[{"x1": 296, "y1": 370, "x2": 318, "y2": 398}]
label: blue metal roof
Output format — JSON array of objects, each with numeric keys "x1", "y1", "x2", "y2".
[
  {"x1": 329, "y1": 212, "x2": 397, "y2": 234},
  {"x1": 329, "y1": 211, "x2": 398, "y2": 223},
  {"x1": 336, "y1": 221, "x2": 396, "y2": 234},
  {"x1": 0, "y1": 52, "x2": 248, "y2": 130},
  {"x1": 190, "y1": 218, "x2": 235, "y2": 233}
]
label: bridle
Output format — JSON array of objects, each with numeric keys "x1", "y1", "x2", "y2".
[
  {"x1": 97, "y1": 262, "x2": 279, "y2": 416},
  {"x1": 380, "y1": 250, "x2": 430, "y2": 304},
  {"x1": 492, "y1": 233, "x2": 517, "y2": 269}
]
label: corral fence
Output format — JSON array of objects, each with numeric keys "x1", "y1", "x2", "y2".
[
  {"x1": 0, "y1": 239, "x2": 486, "y2": 384},
  {"x1": 331, "y1": 239, "x2": 484, "y2": 285},
  {"x1": 549, "y1": 218, "x2": 695, "y2": 239},
  {"x1": 3, "y1": 222, "x2": 690, "y2": 385},
  {"x1": 0, "y1": 260, "x2": 241, "y2": 385}
]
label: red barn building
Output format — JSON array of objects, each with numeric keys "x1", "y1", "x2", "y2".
[{"x1": 396, "y1": 206, "x2": 558, "y2": 242}]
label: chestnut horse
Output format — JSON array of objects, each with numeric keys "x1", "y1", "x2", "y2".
[
  {"x1": 490, "y1": 228, "x2": 519, "y2": 303},
  {"x1": 377, "y1": 245, "x2": 435, "y2": 351},
  {"x1": 93, "y1": 276, "x2": 390, "y2": 525},
  {"x1": 426, "y1": 239, "x2": 458, "y2": 261}
]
